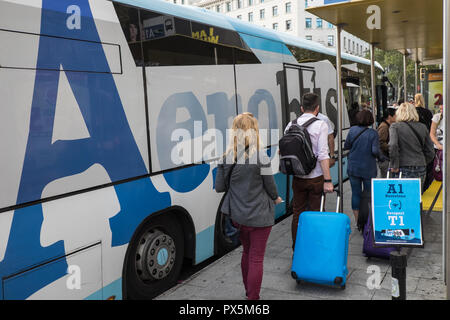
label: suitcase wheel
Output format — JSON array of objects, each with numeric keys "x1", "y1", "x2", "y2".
[
  {"x1": 291, "y1": 271, "x2": 298, "y2": 280},
  {"x1": 334, "y1": 277, "x2": 343, "y2": 285}
]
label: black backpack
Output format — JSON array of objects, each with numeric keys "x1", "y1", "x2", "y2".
[{"x1": 279, "y1": 117, "x2": 319, "y2": 176}]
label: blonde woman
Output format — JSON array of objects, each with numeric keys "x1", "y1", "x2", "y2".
[
  {"x1": 215, "y1": 113, "x2": 282, "y2": 300},
  {"x1": 389, "y1": 103, "x2": 435, "y2": 188}
]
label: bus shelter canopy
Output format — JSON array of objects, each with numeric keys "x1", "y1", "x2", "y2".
[{"x1": 306, "y1": 0, "x2": 443, "y2": 64}]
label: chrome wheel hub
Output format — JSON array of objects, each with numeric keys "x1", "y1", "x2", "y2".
[{"x1": 136, "y1": 229, "x2": 176, "y2": 281}]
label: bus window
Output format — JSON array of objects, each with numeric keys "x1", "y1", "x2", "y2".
[
  {"x1": 113, "y1": 3, "x2": 143, "y2": 66},
  {"x1": 139, "y1": 11, "x2": 233, "y2": 66},
  {"x1": 234, "y1": 48, "x2": 261, "y2": 64},
  {"x1": 287, "y1": 45, "x2": 335, "y2": 65}
]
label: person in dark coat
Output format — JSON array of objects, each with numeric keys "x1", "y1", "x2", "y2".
[{"x1": 344, "y1": 110, "x2": 381, "y2": 226}]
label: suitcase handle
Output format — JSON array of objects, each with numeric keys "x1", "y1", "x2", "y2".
[
  {"x1": 320, "y1": 189, "x2": 341, "y2": 213},
  {"x1": 387, "y1": 169, "x2": 402, "y2": 179}
]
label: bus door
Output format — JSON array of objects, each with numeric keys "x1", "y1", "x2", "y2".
[
  {"x1": 280, "y1": 63, "x2": 318, "y2": 211},
  {"x1": 281, "y1": 63, "x2": 319, "y2": 128}
]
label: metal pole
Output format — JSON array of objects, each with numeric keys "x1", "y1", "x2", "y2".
[
  {"x1": 415, "y1": 62, "x2": 418, "y2": 95},
  {"x1": 443, "y1": 0, "x2": 449, "y2": 298},
  {"x1": 403, "y1": 52, "x2": 408, "y2": 103},
  {"x1": 391, "y1": 249, "x2": 407, "y2": 300},
  {"x1": 415, "y1": 48, "x2": 419, "y2": 95},
  {"x1": 336, "y1": 24, "x2": 344, "y2": 213},
  {"x1": 370, "y1": 43, "x2": 378, "y2": 123}
]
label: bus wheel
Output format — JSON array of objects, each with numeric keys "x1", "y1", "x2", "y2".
[
  {"x1": 124, "y1": 214, "x2": 184, "y2": 300},
  {"x1": 215, "y1": 210, "x2": 240, "y2": 255}
]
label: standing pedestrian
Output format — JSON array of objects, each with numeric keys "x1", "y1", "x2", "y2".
[
  {"x1": 344, "y1": 110, "x2": 381, "y2": 226},
  {"x1": 414, "y1": 93, "x2": 434, "y2": 191},
  {"x1": 389, "y1": 103, "x2": 435, "y2": 189},
  {"x1": 415, "y1": 93, "x2": 433, "y2": 131},
  {"x1": 430, "y1": 104, "x2": 444, "y2": 181},
  {"x1": 284, "y1": 93, "x2": 334, "y2": 249},
  {"x1": 377, "y1": 107, "x2": 397, "y2": 178},
  {"x1": 430, "y1": 104, "x2": 444, "y2": 151},
  {"x1": 215, "y1": 113, "x2": 282, "y2": 300}
]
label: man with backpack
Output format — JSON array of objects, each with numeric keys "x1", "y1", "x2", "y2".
[{"x1": 281, "y1": 93, "x2": 333, "y2": 249}]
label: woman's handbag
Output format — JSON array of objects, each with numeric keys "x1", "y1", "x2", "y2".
[
  {"x1": 433, "y1": 149, "x2": 443, "y2": 181},
  {"x1": 221, "y1": 163, "x2": 240, "y2": 245}
]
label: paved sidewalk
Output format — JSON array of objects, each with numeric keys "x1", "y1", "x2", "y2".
[{"x1": 156, "y1": 182, "x2": 446, "y2": 300}]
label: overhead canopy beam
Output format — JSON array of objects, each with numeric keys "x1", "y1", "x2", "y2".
[{"x1": 306, "y1": 0, "x2": 443, "y2": 64}]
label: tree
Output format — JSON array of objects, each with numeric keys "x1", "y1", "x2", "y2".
[{"x1": 366, "y1": 49, "x2": 440, "y2": 103}]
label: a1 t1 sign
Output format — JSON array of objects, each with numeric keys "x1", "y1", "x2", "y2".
[{"x1": 371, "y1": 178, "x2": 423, "y2": 247}]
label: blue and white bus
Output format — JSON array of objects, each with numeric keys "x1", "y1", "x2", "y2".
[{"x1": 0, "y1": 0, "x2": 386, "y2": 300}]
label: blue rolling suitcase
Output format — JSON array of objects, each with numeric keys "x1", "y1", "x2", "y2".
[{"x1": 291, "y1": 192, "x2": 351, "y2": 289}]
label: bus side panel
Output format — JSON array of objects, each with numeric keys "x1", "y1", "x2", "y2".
[
  {"x1": 0, "y1": 0, "x2": 172, "y2": 300},
  {"x1": 6, "y1": 244, "x2": 102, "y2": 300},
  {"x1": 146, "y1": 65, "x2": 237, "y2": 264},
  {"x1": 235, "y1": 63, "x2": 286, "y2": 217}
]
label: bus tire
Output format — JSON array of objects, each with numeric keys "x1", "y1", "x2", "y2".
[{"x1": 123, "y1": 213, "x2": 184, "y2": 300}]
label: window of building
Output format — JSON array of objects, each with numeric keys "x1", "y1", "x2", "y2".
[
  {"x1": 248, "y1": 12, "x2": 253, "y2": 22},
  {"x1": 237, "y1": 0, "x2": 242, "y2": 8},
  {"x1": 286, "y1": 2, "x2": 291, "y2": 13},
  {"x1": 260, "y1": 0, "x2": 265, "y2": 3},
  {"x1": 248, "y1": 0, "x2": 253, "y2": 6},
  {"x1": 273, "y1": 23, "x2": 278, "y2": 30},
  {"x1": 327, "y1": 35, "x2": 334, "y2": 47},
  {"x1": 216, "y1": 5, "x2": 220, "y2": 12},
  {"x1": 226, "y1": 2, "x2": 231, "y2": 11},
  {"x1": 286, "y1": 20, "x2": 292, "y2": 31},
  {"x1": 306, "y1": 35, "x2": 312, "y2": 41},
  {"x1": 328, "y1": 22, "x2": 334, "y2": 29},
  {"x1": 344, "y1": 37, "x2": 346, "y2": 49},
  {"x1": 272, "y1": 6, "x2": 278, "y2": 16},
  {"x1": 305, "y1": 0, "x2": 308, "y2": 8},
  {"x1": 260, "y1": 9, "x2": 265, "y2": 20},
  {"x1": 316, "y1": 18, "x2": 322, "y2": 28},
  {"x1": 305, "y1": 17, "x2": 312, "y2": 28}
]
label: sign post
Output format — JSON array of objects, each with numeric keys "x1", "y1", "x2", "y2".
[{"x1": 372, "y1": 177, "x2": 423, "y2": 299}]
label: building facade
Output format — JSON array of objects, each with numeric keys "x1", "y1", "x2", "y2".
[{"x1": 192, "y1": 0, "x2": 368, "y2": 57}]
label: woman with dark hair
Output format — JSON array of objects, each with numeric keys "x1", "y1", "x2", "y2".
[
  {"x1": 344, "y1": 110, "x2": 381, "y2": 226},
  {"x1": 377, "y1": 107, "x2": 397, "y2": 178}
]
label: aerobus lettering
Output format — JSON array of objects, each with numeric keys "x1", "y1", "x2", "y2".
[
  {"x1": 0, "y1": 0, "x2": 171, "y2": 300},
  {"x1": 157, "y1": 92, "x2": 211, "y2": 193}
]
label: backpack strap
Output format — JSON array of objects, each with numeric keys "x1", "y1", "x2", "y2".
[
  {"x1": 301, "y1": 117, "x2": 319, "y2": 129},
  {"x1": 292, "y1": 116, "x2": 319, "y2": 128}
]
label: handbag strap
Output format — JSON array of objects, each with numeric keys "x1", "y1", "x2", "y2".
[
  {"x1": 349, "y1": 127, "x2": 369, "y2": 148},
  {"x1": 225, "y1": 163, "x2": 237, "y2": 191},
  {"x1": 404, "y1": 122, "x2": 424, "y2": 150}
]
